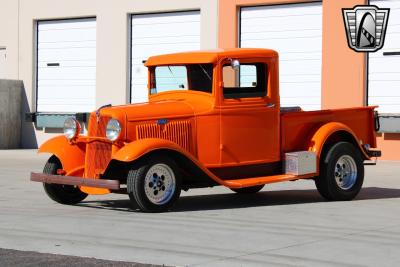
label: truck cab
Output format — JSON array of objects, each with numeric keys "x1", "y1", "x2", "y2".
[{"x1": 31, "y1": 48, "x2": 380, "y2": 212}]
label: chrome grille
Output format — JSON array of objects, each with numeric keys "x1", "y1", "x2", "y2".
[
  {"x1": 136, "y1": 120, "x2": 194, "y2": 154},
  {"x1": 84, "y1": 114, "x2": 112, "y2": 178}
]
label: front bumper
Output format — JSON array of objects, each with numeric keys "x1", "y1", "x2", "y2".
[{"x1": 30, "y1": 172, "x2": 120, "y2": 190}]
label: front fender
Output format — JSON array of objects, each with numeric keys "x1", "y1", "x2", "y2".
[
  {"x1": 112, "y1": 138, "x2": 230, "y2": 187},
  {"x1": 112, "y1": 138, "x2": 192, "y2": 162},
  {"x1": 38, "y1": 135, "x2": 85, "y2": 174},
  {"x1": 308, "y1": 122, "x2": 369, "y2": 161}
]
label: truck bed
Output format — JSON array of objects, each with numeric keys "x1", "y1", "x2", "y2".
[{"x1": 280, "y1": 106, "x2": 377, "y2": 154}]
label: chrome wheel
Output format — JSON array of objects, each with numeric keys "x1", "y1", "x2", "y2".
[
  {"x1": 144, "y1": 163, "x2": 176, "y2": 205},
  {"x1": 334, "y1": 155, "x2": 358, "y2": 190}
]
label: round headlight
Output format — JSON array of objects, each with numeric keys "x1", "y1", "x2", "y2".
[
  {"x1": 106, "y1": 119, "x2": 121, "y2": 142},
  {"x1": 63, "y1": 117, "x2": 80, "y2": 140}
]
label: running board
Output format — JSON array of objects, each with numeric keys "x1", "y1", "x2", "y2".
[{"x1": 224, "y1": 173, "x2": 316, "y2": 188}]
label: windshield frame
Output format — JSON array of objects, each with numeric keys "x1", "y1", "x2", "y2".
[{"x1": 149, "y1": 63, "x2": 214, "y2": 96}]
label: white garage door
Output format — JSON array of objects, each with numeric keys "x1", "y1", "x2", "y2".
[
  {"x1": 131, "y1": 11, "x2": 200, "y2": 103},
  {"x1": 37, "y1": 18, "x2": 96, "y2": 113},
  {"x1": 369, "y1": 0, "x2": 400, "y2": 113},
  {"x1": 240, "y1": 3, "x2": 322, "y2": 110}
]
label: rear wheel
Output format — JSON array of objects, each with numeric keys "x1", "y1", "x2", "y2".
[
  {"x1": 42, "y1": 156, "x2": 88, "y2": 205},
  {"x1": 315, "y1": 142, "x2": 364, "y2": 201},
  {"x1": 231, "y1": 185, "x2": 264, "y2": 194},
  {"x1": 127, "y1": 157, "x2": 181, "y2": 212}
]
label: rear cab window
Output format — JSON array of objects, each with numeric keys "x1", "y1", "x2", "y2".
[{"x1": 222, "y1": 63, "x2": 267, "y2": 99}]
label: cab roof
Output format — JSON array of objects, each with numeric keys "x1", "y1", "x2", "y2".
[{"x1": 144, "y1": 48, "x2": 278, "y2": 66}]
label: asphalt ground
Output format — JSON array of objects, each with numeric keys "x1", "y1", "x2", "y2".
[
  {"x1": 0, "y1": 150, "x2": 400, "y2": 266},
  {"x1": 0, "y1": 248, "x2": 162, "y2": 267}
]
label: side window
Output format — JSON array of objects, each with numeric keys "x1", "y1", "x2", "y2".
[{"x1": 222, "y1": 63, "x2": 267, "y2": 99}]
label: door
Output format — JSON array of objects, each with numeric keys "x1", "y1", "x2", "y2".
[
  {"x1": 369, "y1": 0, "x2": 400, "y2": 114},
  {"x1": 240, "y1": 2, "x2": 322, "y2": 110},
  {"x1": 219, "y1": 61, "x2": 280, "y2": 166},
  {"x1": 130, "y1": 11, "x2": 200, "y2": 103},
  {"x1": 37, "y1": 18, "x2": 96, "y2": 113}
]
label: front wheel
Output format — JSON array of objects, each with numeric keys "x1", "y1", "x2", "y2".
[
  {"x1": 315, "y1": 142, "x2": 364, "y2": 201},
  {"x1": 42, "y1": 156, "x2": 88, "y2": 205},
  {"x1": 127, "y1": 157, "x2": 181, "y2": 212}
]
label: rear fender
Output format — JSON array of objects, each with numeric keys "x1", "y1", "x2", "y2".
[
  {"x1": 38, "y1": 135, "x2": 86, "y2": 176},
  {"x1": 308, "y1": 122, "x2": 370, "y2": 172}
]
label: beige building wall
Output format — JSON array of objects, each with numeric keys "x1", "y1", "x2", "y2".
[
  {"x1": 5, "y1": 0, "x2": 218, "y2": 147},
  {"x1": 0, "y1": 0, "x2": 19, "y2": 80}
]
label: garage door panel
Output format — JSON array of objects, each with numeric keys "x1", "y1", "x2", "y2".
[
  {"x1": 241, "y1": 18, "x2": 321, "y2": 33},
  {"x1": 132, "y1": 23, "x2": 200, "y2": 37},
  {"x1": 38, "y1": 67, "x2": 95, "y2": 80},
  {"x1": 131, "y1": 35, "x2": 200, "y2": 46},
  {"x1": 368, "y1": 72, "x2": 400, "y2": 81},
  {"x1": 38, "y1": 29, "x2": 95, "y2": 43},
  {"x1": 132, "y1": 11, "x2": 199, "y2": 23},
  {"x1": 241, "y1": 3, "x2": 321, "y2": 16},
  {"x1": 38, "y1": 79, "x2": 95, "y2": 87},
  {"x1": 132, "y1": 43, "x2": 200, "y2": 57},
  {"x1": 279, "y1": 61, "x2": 321, "y2": 76},
  {"x1": 241, "y1": 3, "x2": 322, "y2": 110},
  {"x1": 131, "y1": 11, "x2": 200, "y2": 103},
  {"x1": 37, "y1": 102, "x2": 95, "y2": 113},
  {"x1": 37, "y1": 18, "x2": 96, "y2": 113},
  {"x1": 368, "y1": 96, "x2": 400, "y2": 105},
  {"x1": 241, "y1": 38, "x2": 322, "y2": 53},
  {"x1": 38, "y1": 86, "x2": 95, "y2": 99},
  {"x1": 369, "y1": 81, "x2": 400, "y2": 95},
  {"x1": 39, "y1": 19, "x2": 95, "y2": 29},
  {"x1": 280, "y1": 84, "x2": 321, "y2": 97},
  {"x1": 282, "y1": 97, "x2": 321, "y2": 110},
  {"x1": 38, "y1": 41, "x2": 96, "y2": 50},
  {"x1": 38, "y1": 48, "x2": 96, "y2": 62},
  {"x1": 241, "y1": 30, "x2": 321, "y2": 41},
  {"x1": 369, "y1": 0, "x2": 400, "y2": 113},
  {"x1": 37, "y1": 60, "x2": 95, "y2": 68}
]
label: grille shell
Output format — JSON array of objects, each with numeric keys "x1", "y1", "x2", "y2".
[{"x1": 84, "y1": 115, "x2": 112, "y2": 178}]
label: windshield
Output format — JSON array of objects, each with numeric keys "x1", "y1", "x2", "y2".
[{"x1": 150, "y1": 64, "x2": 213, "y2": 95}]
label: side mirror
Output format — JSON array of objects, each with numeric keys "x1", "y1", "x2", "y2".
[{"x1": 230, "y1": 59, "x2": 240, "y2": 71}]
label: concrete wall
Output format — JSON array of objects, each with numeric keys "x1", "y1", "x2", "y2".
[
  {"x1": 0, "y1": 80, "x2": 22, "y2": 149},
  {"x1": 11, "y1": 0, "x2": 218, "y2": 147}
]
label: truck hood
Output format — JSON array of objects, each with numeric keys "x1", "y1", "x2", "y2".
[{"x1": 104, "y1": 100, "x2": 195, "y2": 122}]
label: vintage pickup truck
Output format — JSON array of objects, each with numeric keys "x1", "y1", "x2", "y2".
[{"x1": 31, "y1": 48, "x2": 381, "y2": 212}]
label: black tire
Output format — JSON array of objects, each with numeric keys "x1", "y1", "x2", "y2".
[
  {"x1": 127, "y1": 157, "x2": 182, "y2": 212},
  {"x1": 43, "y1": 156, "x2": 88, "y2": 205},
  {"x1": 315, "y1": 142, "x2": 364, "y2": 201},
  {"x1": 231, "y1": 185, "x2": 264, "y2": 194}
]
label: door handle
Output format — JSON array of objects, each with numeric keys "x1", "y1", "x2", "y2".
[
  {"x1": 383, "y1": 51, "x2": 400, "y2": 56},
  {"x1": 266, "y1": 103, "x2": 275, "y2": 108}
]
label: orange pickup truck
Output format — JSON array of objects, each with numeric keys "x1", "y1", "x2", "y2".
[{"x1": 31, "y1": 48, "x2": 381, "y2": 212}]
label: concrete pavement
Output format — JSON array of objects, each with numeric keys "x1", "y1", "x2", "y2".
[{"x1": 0, "y1": 150, "x2": 400, "y2": 266}]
